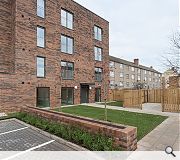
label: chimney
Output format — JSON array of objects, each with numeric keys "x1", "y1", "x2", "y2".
[
  {"x1": 134, "y1": 59, "x2": 139, "y2": 65},
  {"x1": 150, "y1": 66, "x2": 153, "y2": 69}
]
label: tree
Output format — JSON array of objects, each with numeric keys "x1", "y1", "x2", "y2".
[{"x1": 163, "y1": 32, "x2": 180, "y2": 74}]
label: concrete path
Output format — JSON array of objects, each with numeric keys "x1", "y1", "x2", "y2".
[
  {"x1": 0, "y1": 113, "x2": 7, "y2": 117},
  {"x1": 84, "y1": 103, "x2": 180, "y2": 151}
]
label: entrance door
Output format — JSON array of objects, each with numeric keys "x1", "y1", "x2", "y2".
[
  {"x1": 95, "y1": 88, "x2": 101, "y2": 102},
  {"x1": 80, "y1": 85, "x2": 89, "y2": 103}
]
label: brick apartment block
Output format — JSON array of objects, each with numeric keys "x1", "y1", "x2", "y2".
[{"x1": 0, "y1": 0, "x2": 109, "y2": 112}]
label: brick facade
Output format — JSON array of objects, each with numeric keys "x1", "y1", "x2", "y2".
[
  {"x1": 0, "y1": 0, "x2": 109, "y2": 112},
  {"x1": 21, "y1": 106, "x2": 137, "y2": 151}
]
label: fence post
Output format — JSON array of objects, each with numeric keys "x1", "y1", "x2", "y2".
[{"x1": 161, "y1": 78, "x2": 165, "y2": 112}]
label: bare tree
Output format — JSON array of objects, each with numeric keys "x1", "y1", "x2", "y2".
[{"x1": 163, "y1": 32, "x2": 180, "y2": 74}]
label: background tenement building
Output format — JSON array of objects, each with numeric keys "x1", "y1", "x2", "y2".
[
  {"x1": 0, "y1": 0, "x2": 109, "y2": 112},
  {"x1": 109, "y1": 56, "x2": 162, "y2": 89}
]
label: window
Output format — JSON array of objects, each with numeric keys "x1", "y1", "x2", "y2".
[
  {"x1": 126, "y1": 74, "x2": 129, "y2": 79},
  {"x1": 61, "y1": 61, "x2": 74, "y2": 80},
  {"x1": 61, "y1": 35, "x2": 73, "y2": 54},
  {"x1": 37, "y1": 27, "x2": 45, "y2": 47},
  {"x1": 119, "y1": 81, "x2": 124, "y2": 87},
  {"x1": 61, "y1": 9, "x2": 73, "y2": 29},
  {"x1": 94, "y1": 26, "x2": 102, "y2": 41},
  {"x1": 126, "y1": 82, "x2": 129, "y2": 87},
  {"x1": 95, "y1": 68, "x2": 103, "y2": 81},
  {"x1": 94, "y1": 46, "x2": 102, "y2": 61},
  {"x1": 109, "y1": 61, "x2": 115, "y2": 68},
  {"x1": 110, "y1": 71, "x2": 115, "y2": 78},
  {"x1": 120, "y1": 64, "x2": 123, "y2": 69},
  {"x1": 138, "y1": 69, "x2": 141, "y2": 74},
  {"x1": 138, "y1": 75, "x2": 141, "y2": 81},
  {"x1": 37, "y1": 87, "x2": 50, "y2": 108},
  {"x1": 149, "y1": 77, "x2": 152, "y2": 82},
  {"x1": 144, "y1": 77, "x2": 147, "y2": 81},
  {"x1": 37, "y1": 0, "x2": 45, "y2": 18},
  {"x1": 144, "y1": 70, "x2": 147, "y2": 74},
  {"x1": 37, "y1": 57, "x2": 45, "y2": 77},
  {"x1": 61, "y1": 88, "x2": 74, "y2": 105},
  {"x1": 110, "y1": 81, "x2": 114, "y2": 86},
  {"x1": 132, "y1": 74, "x2": 135, "y2": 80},
  {"x1": 131, "y1": 67, "x2": 135, "y2": 72},
  {"x1": 120, "y1": 72, "x2": 124, "y2": 78}
]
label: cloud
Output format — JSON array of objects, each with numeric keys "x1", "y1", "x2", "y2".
[{"x1": 74, "y1": 0, "x2": 179, "y2": 72}]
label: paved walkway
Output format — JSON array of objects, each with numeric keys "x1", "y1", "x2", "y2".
[
  {"x1": 85, "y1": 103, "x2": 180, "y2": 151},
  {"x1": 0, "y1": 113, "x2": 7, "y2": 117}
]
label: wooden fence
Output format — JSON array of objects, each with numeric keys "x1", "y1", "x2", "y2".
[
  {"x1": 162, "y1": 89, "x2": 180, "y2": 113},
  {"x1": 108, "y1": 88, "x2": 180, "y2": 112}
]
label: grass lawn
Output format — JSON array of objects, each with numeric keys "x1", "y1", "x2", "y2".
[
  {"x1": 60, "y1": 105, "x2": 168, "y2": 141},
  {"x1": 99, "y1": 101, "x2": 123, "y2": 107}
]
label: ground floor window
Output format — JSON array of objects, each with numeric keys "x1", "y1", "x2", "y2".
[
  {"x1": 61, "y1": 88, "x2": 74, "y2": 105},
  {"x1": 95, "y1": 88, "x2": 101, "y2": 102},
  {"x1": 37, "y1": 87, "x2": 50, "y2": 108}
]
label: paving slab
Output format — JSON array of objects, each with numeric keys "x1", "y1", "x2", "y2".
[{"x1": 0, "y1": 119, "x2": 86, "y2": 151}]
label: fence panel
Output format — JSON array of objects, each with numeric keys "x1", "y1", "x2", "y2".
[{"x1": 163, "y1": 89, "x2": 180, "y2": 113}]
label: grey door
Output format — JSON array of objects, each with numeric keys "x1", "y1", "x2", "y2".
[
  {"x1": 81, "y1": 85, "x2": 89, "y2": 103},
  {"x1": 95, "y1": 88, "x2": 101, "y2": 102}
]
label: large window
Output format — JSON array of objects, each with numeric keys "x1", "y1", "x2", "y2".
[
  {"x1": 94, "y1": 46, "x2": 102, "y2": 61},
  {"x1": 37, "y1": 0, "x2": 45, "y2": 18},
  {"x1": 61, "y1": 88, "x2": 74, "y2": 105},
  {"x1": 61, "y1": 35, "x2": 73, "y2": 54},
  {"x1": 109, "y1": 61, "x2": 115, "y2": 68},
  {"x1": 61, "y1": 9, "x2": 73, "y2": 29},
  {"x1": 95, "y1": 68, "x2": 103, "y2": 81},
  {"x1": 37, "y1": 87, "x2": 50, "y2": 108},
  {"x1": 110, "y1": 71, "x2": 115, "y2": 78},
  {"x1": 61, "y1": 61, "x2": 74, "y2": 79},
  {"x1": 37, "y1": 26, "x2": 45, "y2": 47},
  {"x1": 120, "y1": 72, "x2": 124, "y2": 78},
  {"x1": 37, "y1": 57, "x2": 45, "y2": 77},
  {"x1": 94, "y1": 26, "x2": 102, "y2": 41}
]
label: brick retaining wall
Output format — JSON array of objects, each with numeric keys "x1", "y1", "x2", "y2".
[{"x1": 21, "y1": 106, "x2": 137, "y2": 151}]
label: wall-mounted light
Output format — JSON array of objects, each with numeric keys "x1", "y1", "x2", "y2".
[
  {"x1": 74, "y1": 86, "x2": 78, "y2": 89},
  {"x1": 89, "y1": 86, "x2": 92, "y2": 90}
]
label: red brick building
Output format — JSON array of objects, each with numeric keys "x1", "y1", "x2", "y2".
[{"x1": 0, "y1": 0, "x2": 109, "y2": 112}]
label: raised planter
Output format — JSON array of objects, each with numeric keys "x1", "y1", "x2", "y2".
[{"x1": 21, "y1": 106, "x2": 137, "y2": 151}]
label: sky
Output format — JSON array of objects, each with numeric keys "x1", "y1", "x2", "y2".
[{"x1": 74, "y1": 0, "x2": 179, "y2": 72}]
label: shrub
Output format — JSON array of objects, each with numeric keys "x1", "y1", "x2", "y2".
[{"x1": 13, "y1": 112, "x2": 119, "y2": 151}]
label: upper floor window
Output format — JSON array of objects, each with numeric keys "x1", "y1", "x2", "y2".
[
  {"x1": 138, "y1": 69, "x2": 141, "y2": 74},
  {"x1": 61, "y1": 9, "x2": 73, "y2": 29},
  {"x1": 120, "y1": 72, "x2": 124, "y2": 78},
  {"x1": 131, "y1": 67, "x2": 135, "y2": 72},
  {"x1": 132, "y1": 74, "x2": 135, "y2": 80},
  {"x1": 94, "y1": 26, "x2": 102, "y2": 41},
  {"x1": 37, "y1": 0, "x2": 45, "y2": 18},
  {"x1": 110, "y1": 71, "x2": 115, "y2": 78},
  {"x1": 37, "y1": 26, "x2": 45, "y2": 48},
  {"x1": 144, "y1": 77, "x2": 147, "y2": 81},
  {"x1": 61, "y1": 35, "x2": 74, "y2": 54},
  {"x1": 138, "y1": 75, "x2": 141, "y2": 81},
  {"x1": 61, "y1": 61, "x2": 74, "y2": 80},
  {"x1": 119, "y1": 81, "x2": 124, "y2": 87},
  {"x1": 126, "y1": 74, "x2": 129, "y2": 79},
  {"x1": 95, "y1": 68, "x2": 103, "y2": 81},
  {"x1": 94, "y1": 46, "x2": 102, "y2": 61},
  {"x1": 37, "y1": 57, "x2": 45, "y2": 77},
  {"x1": 110, "y1": 81, "x2": 115, "y2": 87},
  {"x1": 144, "y1": 70, "x2": 147, "y2": 74},
  {"x1": 120, "y1": 64, "x2": 124, "y2": 69},
  {"x1": 109, "y1": 61, "x2": 115, "y2": 68}
]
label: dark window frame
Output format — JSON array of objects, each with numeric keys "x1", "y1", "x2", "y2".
[
  {"x1": 95, "y1": 67, "x2": 103, "y2": 82},
  {"x1": 94, "y1": 25, "x2": 103, "y2": 41},
  {"x1": 61, "y1": 8, "x2": 74, "y2": 30},
  {"x1": 36, "y1": 56, "x2": 46, "y2": 78},
  {"x1": 61, "y1": 34, "x2": 74, "y2": 54},
  {"x1": 37, "y1": 0, "x2": 46, "y2": 18},
  {"x1": 37, "y1": 26, "x2": 46, "y2": 48},
  {"x1": 36, "y1": 87, "x2": 50, "y2": 108},
  {"x1": 61, "y1": 61, "x2": 74, "y2": 80},
  {"x1": 61, "y1": 87, "x2": 74, "y2": 105},
  {"x1": 94, "y1": 46, "x2": 103, "y2": 61}
]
